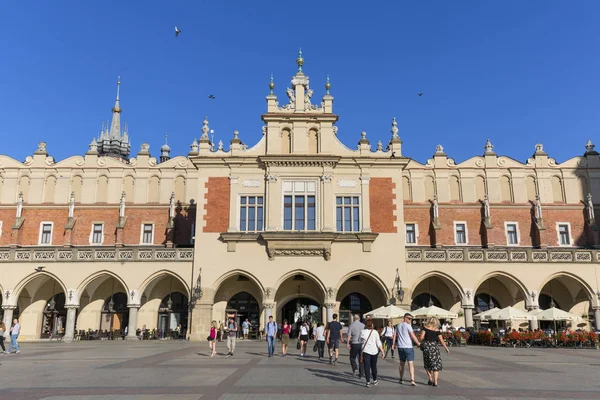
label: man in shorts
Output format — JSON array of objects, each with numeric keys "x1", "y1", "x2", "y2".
[
  {"x1": 326, "y1": 313, "x2": 342, "y2": 365},
  {"x1": 242, "y1": 318, "x2": 250, "y2": 340},
  {"x1": 392, "y1": 313, "x2": 421, "y2": 386}
]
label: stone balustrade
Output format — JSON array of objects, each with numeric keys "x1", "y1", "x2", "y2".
[
  {"x1": 405, "y1": 247, "x2": 599, "y2": 263},
  {"x1": 0, "y1": 247, "x2": 194, "y2": 262}
]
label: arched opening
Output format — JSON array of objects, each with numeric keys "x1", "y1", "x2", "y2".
[
  {"x1": 281, "y1": 129, "x2": 292, "y2": 154},
  {"x1": 525, "y1": 176, "x2": 537, "y2": 202},
  {"x1": 226, "y1": 291, "x2": 260, "y2": 337},
  {"x1": 539, "y1": 275, "x2": 592, "y2": 326},
  {"x1": 275, "y1": 273, "x2": 324, "y2": 327},
  {"x1": 336, "y1": 273, "x2": 388, "y2": 325},
  {"x1": 14, "y1": 274, "x2": 66, "y2": 340},
  {"x1": 424, "y1": 176, "x2": 435, "y2": 201},
  {"x1": 78, "y1": 274, "x2": 128, "y2": 335},
  {"x1": 157, "y1": 292, "x2": 188, "y2": 339},
  {"x1": 308, "y1": 129, "x2": 318, "y2": 154},
  {"x1": 474, "y1": 293, "x2": 501, "y2": 313},
  {"x1": 551, "y1": 176, "x2": 564, "y2": 203},
  {"x1": 500, "y1": 175, "x2": 512, "y2": 203},
  {"x1": 43, "y1": 176, "x2": 57, "y2": 203},
  {"x1": 539, "y1": 293, "x2": 559, "y2": 310},
  {"x1": 411, "y1": 293, "x2": 442, "y2": 310},
  {"x1": 402, "y1": 176, "x2": 412, "y2": 201},
  {"x1": 100, "y1": 292, "x2": 128, "y2": 332},
  {"x1": 475, "y1": 274, "x2": 527, "y2": 312},
  {"x1": 449, "y1": 176, "x2": 461, "y2": 202},
  {"x1": 474, "y1": 176, "x2": 485, "y2": 201}
]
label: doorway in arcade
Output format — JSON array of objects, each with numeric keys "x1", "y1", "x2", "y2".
[
  {"x1": 227, "y1": 292, "x2": 260, "y2": 338},
  {"x1": 281, "y1": 297, "x2": 322, "y2": 337}
]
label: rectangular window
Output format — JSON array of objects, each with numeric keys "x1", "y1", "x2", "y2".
[
  {"x1": 282, "y1": 181, "x2": 317, "y2": 231},
  {"x1": 506, "y1": 223, "x2": 518, "y2": 245},
  {"x1": 239, "y1": 196, "x2": 264, "y2": 232},
  {"x1": 558, "y1": 224, "x2": 570, "y2": 245},
  {"x1": 91, "y1": 223, "x2": 103, "y2": 244},
  {"x1": 141, "y1": 223, "x2": 154, "y2": 244},
  {"x1": 406, "y1": 223, "x2": 416, "y2": 244},
  {"x1": 455, "y1": 222, "x2": 467, "y2": 244},
  {"x1": 336, "y1": 196, "x2": 360, "y2": 232},
  {"x1": 40, "y1": 223, "x2": 53, "y2": 245}
]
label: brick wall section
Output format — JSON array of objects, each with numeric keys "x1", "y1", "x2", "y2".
[
  {"x1": 0, "y1": 209, "x2": 17, "y2": 246},
  {"x1": 542, "y1": 209, "x2": 589, "y2": 247},
  {"x1": 370, "y1": 178, "x2": 396, "y2": 233},
  {"x1": 19, "y1": 209, "x2": 69, "y2": 246},
  {"x1": 122, "y1": 209, "x2": 170, "y2": 245},
  {"x1": 203, "y1": 177, "x2": 230, "y2": 233},
  {"x1": 71, "y1": 209, "x2": 119, "y2": 245},
  {"x1": 403, "y1": 207, "x2": 433, "y2": 246}
]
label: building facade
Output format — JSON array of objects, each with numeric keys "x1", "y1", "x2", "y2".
[{"x1": 1, "y1": 55, "x2": 600, "y2": 341}]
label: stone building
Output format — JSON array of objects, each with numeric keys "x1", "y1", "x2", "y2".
[{"x1": 1, "y1": 54, "x2": 600, "y2": 341}]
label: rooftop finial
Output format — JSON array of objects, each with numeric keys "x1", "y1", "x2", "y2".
[
  {"x1": 484, "y1": 138, "x2": 495, "y2": 154},
  {"x1": 585, "y1": 139, "x2": 596, "y2": 154},
  {"x1": 201, "y1": 116, "x2": 210, "y2": 139},
  {"x1": 116, "y1": 76, "x2": 121, "y2": 101},
  {"x1": 269, "y1": 73, "x2": 275, "y2": 94},
  {"x1": 391, "y1": 117, "x2": 399, "y2": 138},
  {"x1": 296, "y1": 48, "x2": 304, "y2": 74},
  {"x1": 325, "y1": 75, "x2": 331, "y2": 95}
]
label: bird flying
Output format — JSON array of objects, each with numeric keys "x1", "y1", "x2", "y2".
[
  {"x1": 417, "y1": 93, "x2": 423, "y2": 96},
  {"x1": 175, "y1": 26, "x2": 181, "y2": 37},
  {"x1": 208, "y1": 94, "x2": 215, "y2": 99},
  {"x1": 34, "y1": 266, "x2": 46, "y2": 272}
]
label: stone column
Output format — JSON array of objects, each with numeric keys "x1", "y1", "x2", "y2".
[
  {"x1": 463, "y1": 306, "x2": 474, "y2": 328},
  {"x1": 527, "y1": 307, "x2": 539, "y2": 330},
  {"x1": 325, "y1": 303, "x2": 336, "y2": 323},
  {"x1": 594, "y1": 307, "x2": 600, "y2": 331},
  {"x1": 320, "y1": 174, "x2": 334, "y2": 232},
  {"x1": 126, "y1": 306, "x2": 140, "y2": 340},
  {"x1": 360, "y1": 176, "x2": 372, "y2": 232},
  {"x1": 2, "y1": 306, "x2": 15, "y2": 328},
  {"x1": 263, "y1": 303, "x2": 274, "y2": 329},
  {"x1": 63, "y1": 306, "x2": 78, "y2": 343},
  {"x1": 190, "y1": 302, "x2": 214, "y2": 341}
]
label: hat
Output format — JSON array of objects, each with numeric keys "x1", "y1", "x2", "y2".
[{"x1": 404, "y1": 313, "x2": 413, "y2": 318}]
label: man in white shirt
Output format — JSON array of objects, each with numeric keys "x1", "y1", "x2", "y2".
[
  {"x1": 392, "y1": 313, "x2": 420, "y2": 386},
  {"x1": 7, "y1": 319, "x2": 21, "y2": 354}
]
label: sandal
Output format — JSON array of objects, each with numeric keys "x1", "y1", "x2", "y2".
[{"x1": 410, "y1": 380, "x2": 416, "y2": 386}]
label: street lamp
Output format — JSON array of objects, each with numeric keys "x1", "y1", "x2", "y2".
[{"x1": 390, "y1": 269, "x2": 404, "y2": 305}]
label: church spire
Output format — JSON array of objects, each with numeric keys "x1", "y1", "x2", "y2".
[{"x1": 109, "y1": 77, "x2": 122, "y2": 138}]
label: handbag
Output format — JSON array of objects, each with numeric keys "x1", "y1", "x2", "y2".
[
  {"x1": 360, "y1": 329, "x2": 374, "y2": 363},
  {"x1": 313, "y1": 342, "x2": 318, "y2": 352},
  {"x1": 296, "y1": 341, "x2": 301, "y2": 350}
]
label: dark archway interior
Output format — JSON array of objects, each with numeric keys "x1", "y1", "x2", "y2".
[
  {"x1": 411, "y1": 293, "x2": 442, "y2": 310},
  {"x1": 227, "y1": 291, "x2": 260, "y2": 334},
  {"x1": 339, "y1": 292, "x2": 372, "y2": 325}
]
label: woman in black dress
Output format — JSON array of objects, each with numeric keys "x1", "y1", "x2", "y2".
[{"x1": 418, "y1": 317, "x2": 450, "y2": 386}]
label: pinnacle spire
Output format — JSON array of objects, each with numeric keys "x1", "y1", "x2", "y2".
[
  {"x1": 296, "y1": 48, "x2": 304, "y2": 75},
  {"x1": 109, "y1": 77, "x2": 122, "y2": 138}
]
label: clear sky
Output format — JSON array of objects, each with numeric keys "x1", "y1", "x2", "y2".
[{"x1": 1, "y1": 0, "x2": 599, "y2": 164}]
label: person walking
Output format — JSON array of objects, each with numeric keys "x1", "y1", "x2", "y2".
[
  {"x1": 299, "y1": 321, "x2": 309, "y2": 356},
  {"x1": 326, "y1": 313, "x2": 342, "y2": 365},
  {"x1": 218, "y1": 321, "x2": 224, "y2": 342},
  {"x1": 361, "y1": 319, "x2": 385, "y2": 388},
  {"x1": 208, "y1": 321, "x2": 218, "y2": 357},
  {"x1": 346, "y1": 314, "x2": 365, "y2": 378},
  {"x1": 418, "y1": 317, "x2": 450, "y2": 387},
  {"x1": 382, "y1": 320, "x2": 395, "y2": 359},
  {"x1": 265, "y1": 315, "x2": 278, "y2": 357},
  {"x1": 281, "y1": 320, "x2": 291, "y2": 356},
  {"x1": 0, "y1": 322, "x2": 6, "y2": 354},
  {"x1": 315, "y1": 322, "x2": 326, "y2": 360},
  {"x1": 225, "y1": 317, "x2": 238, "y2": 357},
  {"x1": 7, "y1": 319, "x2": 20, "y2": 354},
  {"x1": 392, "y1": 313, "x2": 421, "y2": 386},
  {"x1": 242, "y1": 318, "x2": 250, "y2": 340}
]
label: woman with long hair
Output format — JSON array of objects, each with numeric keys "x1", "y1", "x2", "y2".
[
  {"x1": 299, "y1": 321, "x2": 310, "y2": 357},
  {"x1": 209, "y1": 321, "x2": 218, "y2": 357},
  {"x1": 281, "y1": 319, "x2": 291, "y2": 357},
  {"x1": 315, "y1": 322, "x2": 326, "y2": 360},
  {"x1": 382, "y1": 320, "x2": 395, "y2": 359},
  {"x1": 418, "y1": 317, "x2": 450, "y2": 386},
  {"x1": 361, "y1": 319, "x2": 385, "y2": 388}
]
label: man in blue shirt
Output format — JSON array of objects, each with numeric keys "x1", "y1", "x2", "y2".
[{"x1": 265, "y1": 315, "x2": 278, "y2": 357}]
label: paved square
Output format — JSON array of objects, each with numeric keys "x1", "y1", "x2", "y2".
[{"x1": 1, "y1": 340, "x2": 599, "y2": 400}]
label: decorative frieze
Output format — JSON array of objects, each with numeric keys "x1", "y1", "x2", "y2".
[
  {"x1": 406, "y1": 247, "x2": 598, "y2": 263},
  {"x1": 0, "y1": 247, "x2": 193, "y2": 262}
]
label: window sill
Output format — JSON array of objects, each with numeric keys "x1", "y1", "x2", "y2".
[{"x1": 219, "y1": 231, "x2": 379, "y2": 260}]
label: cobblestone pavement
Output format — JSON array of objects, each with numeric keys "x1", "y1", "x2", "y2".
[{"x1": 0, "y1": 340, "x2": 599, "y2": 400}]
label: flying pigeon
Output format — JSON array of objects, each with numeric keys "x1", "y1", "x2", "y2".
[
  {"x1": 208, "y1": 94, "x2": 215, "y2": 99},
  {"x1": 417, "y1": 93, "x2": 423, "y2": 96},
  {"x1": 175, "y1": 26, "x2": 181, "y2": 37},
  {"x1": 34, "y1": 266, "x2": 46, "y2": 272}
]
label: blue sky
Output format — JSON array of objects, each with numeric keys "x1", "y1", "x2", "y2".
[{"x1": 1, "y1": 1, "x2": 599, "y2": 164}]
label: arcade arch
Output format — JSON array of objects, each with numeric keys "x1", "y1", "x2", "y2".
[
  {"x1": 474, "y1": 272, "x2": 528, "y2": 312},
  {"x1": 336, "y1": 272, "x2": 388, "y2": 325},
  {"x1": 539, "y1": 273, "x2": 593, "y2": 314},
  {"x1": 213, "y1": 272, "x2": 263, "y2": 333},
  {"x1": 77, "y1": 273, "x2": 128, "y2": 333},
  {"x1": 138, "y1": 272, "x2": 189, "y2": 333},
  {"x1": 275, "y1": 272, "x2": 325, "y2": 326},
  {"x1": 410, "y1": 272, "x2": 464, "y2": 312}
]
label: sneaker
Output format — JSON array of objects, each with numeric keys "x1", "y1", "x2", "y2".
[
  {"x1": 399, "y1": 378, "x2": 403, "y2": 385},
  {"x1": 353, "y1": 370, "x2": 358, "y2": 377},
  {"x1": 329, "y1": 358, "x2": 333, "y2": 365},
  {"x1": 373, "y1": 380, "x2": 379, "y2": 386},
  {"x1": 15, "y1": 351, "x2": 20, "y2": 354},
  {"x1": 333, "y1": 358, "x2": 337, "y2": 365},
  {"x1": 365, "y1": 382, "x2": 371, "y2": 388}
]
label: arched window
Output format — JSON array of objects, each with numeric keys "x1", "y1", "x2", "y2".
[
  {"x1": 475, "y1": 176, "x2": 485, "y2": 201},
  {"x1": 281, "y1": 129, "x2": 292, "y2": 154},
  {"x1": 43, "y1": 176, "x2": 57, "y2": 204},
  {"x1": 577, "y1": 176, "x2": 589, "y2": 202},
  {"x1": 402, "y1": 176, "x2": 412, "y2": 201},
  {"x1": 174, "y1": 176, "x2": 186, "y2": 204},
  {"x1": 449, "y1": 176, "x2": 461, "y2": 201},
  {"x1": 71, "y1": 176, "x2": 83, "y2": 202},
  {"x1": 525, "y1": 176, "x2": 537, "y2": 202},
  {"x1": 411, "y1": 293, "x2": 442, "y2": 310},
  {"x1": 500, "y1": 176, "x2": 512, "y2": 202},
  {"x1": 148, "y1": 176, "x2": 160, "y2": 203},
  {"x1": 424, "y1": 176, "x2": 435, "y2": 201},
  {"x1": 308, "y1": 129, "x2": 318, "y2": 154},
  {"x1": 551, "y1": 176, "x2": 564, "y2": 203},
  {"x1": 0, "y1": 176, "x2": 4, "y2": 204},
  {"x1": 97, "y1": 176, "x2": 108, "y2": 203},
  {"x1": 19, "y1": 176, "x2": 30, "y2": 202},
  {"x1": 123, "y1": 176, "x2": 134, "y2": 202}
]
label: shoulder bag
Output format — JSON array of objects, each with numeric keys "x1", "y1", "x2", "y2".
[{"x1": 360, "y1": 329, "x2": 374, "y2": 363}]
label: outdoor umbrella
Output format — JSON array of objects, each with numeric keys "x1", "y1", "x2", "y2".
[
  {"x1": 473, "y1": 307, "x2": 500, "y2": 320},
  {"x1": 532, "y1": 307, "x2": 581, "y2": 321},
  {"x1": 485, "y1": 306, "x2": 532, "y2": 321},
  {"x1": 364, "y1": 304, "x2": 410, "y2": 319},
  {"x1": 411, "y1": 305, "x2": 458, "y2": 319}
]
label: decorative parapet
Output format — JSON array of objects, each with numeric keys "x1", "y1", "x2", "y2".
[
  {"x1": 0, "y1": 247, "x2": 194, "y2": 263},
  {"x1": 405, "y1": 246, "x2": 599, "y2": 263},
  {"x1": 219, "y1": 232, "x2": 378, "y2": 260}
]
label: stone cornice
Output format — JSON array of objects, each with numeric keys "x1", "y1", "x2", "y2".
[
  {"x1": 219, "y1": 231, "x2": 379, "y2": 259},
  {"x1": 406, "y1": 246, "x2": 599, "y2": 263},
  {"x1": 0, "y1": 247, "x2": 194, "y2": 263},
  {"x1": 259, "y1": 155, "x2": 341, "y2": 168}
]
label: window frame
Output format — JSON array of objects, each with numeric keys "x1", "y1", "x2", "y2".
[
  {"x1": 504, "y1": 221, "x2": 520, "y2": 246},
  {"x1": 453, "y1": 221, "x2": 468, "y2": 245},
  {"x1": 238, "y1": 195, "x2": 265, "y2": 232},
  {"x1": 281, "y1": 180, "x2": 318, "y2": 232},
  {"x1": 38, "y1": 221, "x2": 54, "y2": 245},
  {"x1": 89, "y1": 223, "x2": 104, "y2": 245},
  {"x1": 140, "y1": 223, "x2": 155, "y2": 245},
  {"x1": 335, "y1": 195, "x2": 361, "y2": 233},
  {"x1": 405, "y1": 223, "x2": 418, "y2": 245},
  {"x1": 556, "y1": 222, "x2": 573, "y2": 246}
]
